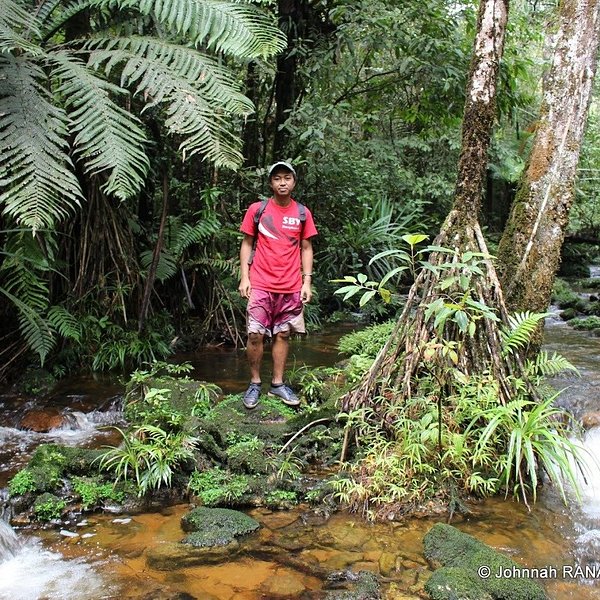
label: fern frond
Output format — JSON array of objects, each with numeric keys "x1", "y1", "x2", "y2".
[
  {"x1": 0, "y1": 288, "x2": 55, "y2": 364},
  {"x1": 47, "y1": 305, "x2": 83, "y2": 341},
  {"x1": 50, "y1": 50, "x2": 149, "y2": 200},
  {"x1": 0, "y1": 0, "x2": 43, "y2": 54},
  {"x1": 186, "y1": 255, "x2": 238, "y2": 276},
  {"x1": 0, "y1": 55, "x2": 83, "y2": 231},
  {"x1": 501, "y1": 311, "x2": 549, "y2": 357},
  {"x1": 170, "y1": 217, "x2": 220, "y2": 256},
  {"x1": 92, "y1": 0, "x2": 286, "y2": 59},
  {"x1": 525, "y1": 351, "x2": 578, "y2": 379},
  {"x1": 89, "y1": 36, "x2": 253, "y2": 113},
  {"x1": 87, "y1": 41, "x2": 245, "y2": 167},
  {"x1": 140, "y1": 250, "x2": 178, "y2": 282}
]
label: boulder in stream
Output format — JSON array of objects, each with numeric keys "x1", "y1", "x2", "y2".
[
  {"x1": 181, "y1": 506, "x2": 260, "y2": 547},
  {"x1": 423, "y1": 523, "x2": 549, "y2": 600}
]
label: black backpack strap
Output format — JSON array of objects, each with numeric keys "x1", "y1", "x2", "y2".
[{"x1": 248, "y1": 199, "x2": 269, "y2": 265}]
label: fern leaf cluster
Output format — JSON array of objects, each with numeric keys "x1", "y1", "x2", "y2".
[
  {"x1": 500, "y1": 311, "x2": 548, "y2": 357},
  {"x1": 51, "y1": 50, "x2": 149, "y2": 199},
  {"x1": 1, "y1": 0, "x2": 283, "y2": 230},
  {"x1": 0, "y1": 56, "x2": 82, "y2": 231},
  {"x1": 103, "y1": 0, "x2": 286, "y2": 58}
]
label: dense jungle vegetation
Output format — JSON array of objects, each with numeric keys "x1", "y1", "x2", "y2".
[{"x1": 3, "y1": 0, "x2": 600, "y2": 518}]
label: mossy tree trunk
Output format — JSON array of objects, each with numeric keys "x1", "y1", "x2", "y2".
[
  {"x1": 497, "y1": 0, "x2": 600, "y2": 318},
  {"x1": 342, "y1": 0, "x2": 513, "y2": 423}
]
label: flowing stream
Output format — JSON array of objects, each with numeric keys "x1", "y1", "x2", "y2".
[{"x1": 0, "y1": 321, "x2": 600, "y2": 598}]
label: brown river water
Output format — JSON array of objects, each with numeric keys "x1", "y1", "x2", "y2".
[{"x1": 1, "y1": 317, "x2": 600, "y2": 599}]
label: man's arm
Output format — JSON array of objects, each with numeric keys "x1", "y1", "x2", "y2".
[
  {"x1": 301, "y1": 238, "x2": 314, "y2": 304},
  {"x1": 239, "y1": 234, "x2": 254, "y2": 298}
]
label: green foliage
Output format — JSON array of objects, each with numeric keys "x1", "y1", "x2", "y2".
[
  {"x1": 33, "y1": 493, "x2": 66, "y2": 522},
  {"x1": 469, "y1": 395, "x2": 584, "y2": 505},
  {"x1": 187, "y1": 468, "x2": 252, "y2": 506},
  {"x1": 569, "y1": 316, "x2": 600, "y2": 332},
  {"x1": 96, "y1": 425, "x2": 197, "y2": 496},
  {"x1": 0, "y1": 0, "x2": 284, "y2": 233},
  {"x1": 338, "y1": 321, "x2": 396, "y2": 359},
  {"x1": 8, "y1": 469, "x2": 36, "y2": 496},
  {"x1": 72, "y1": 476, "x2": 125, "y2": 510},
  {"x1": 331, "y1": 256, "x2": 584, "y2": 517},
  {"x1": 191, "y1": 382, "x2": 222, "y2": 417},
  {"x1": 264, "y1": 489, "x2": 298, "y2": 508},
  {"x1": 225, "y1": 435, "x2": 268, "y2": 474},
  {"x1": 125, "y1": 387, "x2": 184, "y2": 428}
]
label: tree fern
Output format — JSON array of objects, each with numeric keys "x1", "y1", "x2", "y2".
[
  {"x1": 0, "y1": 55, "x2": 83, "y2": 231},
  {"x1": 87, "y1": 38, "x2": 250, "y2": 167},
  {"x1": 140, "y1": 250, "x2": 178, "y2": 282},
  {"x1": 50, "y1": 50, "x2": 149, "y2": 200},
  {"x1": 0, "y1": 0, "x2": 42, "y2": 54},
  {"x1": 500, "y1": 311, "x2": 549, "y2": 357},
  {"x1": 0, "y1": 288, "x2": 55, "y2": 364},
  {"x1": 88, "y1": 36, "x2": 254, "y2": 113},
  {"x1": 95, "y1": 0, "x2": 286, "y2": 58}
]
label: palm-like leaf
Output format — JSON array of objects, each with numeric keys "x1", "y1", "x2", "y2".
[
  {"x1": 0, "y1": 55, "x2": 83, "y2": 231},
  {"x1": 50, "y1": 50, "x2": 149, "y2": 199}
]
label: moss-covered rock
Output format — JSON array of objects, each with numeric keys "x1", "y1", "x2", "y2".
[
  {"x1": 146, "y1": 539, "x2": 241, "y2": 570},
  {"x1": 324, "y1": 570, "x2": 382, "y2": 599},
  {"x1": 33, "y1": 492, "x2": 66, "y2": 522},
  {"x1": 426, "y1": 567, "x2": 493, "y2": 600},
  {"x1": 180, "y1": 506, "x2": 259, "y2": 547},
  {"x1": 569, "y1": 316, "x2": 600, "y2": 332},
  {"x1": 423, "y1": 524, "x2": 548, "y2": 600},
  {"x1": 201, "y1": 395, "x2": 294, "y2": 446}
]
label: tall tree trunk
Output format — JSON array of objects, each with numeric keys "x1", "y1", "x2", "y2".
[
  {"x1": 138, "y1": 169, "x2": 169, "y2": 333},
  {"x1": 242, "y1": 62, "x2": 261, "y2": 167},
  {"x1": 497, "y1": 0, "x2": 600, "y2": 316},
  {"x1": 341, "y1": 0, "x2": 512, "y2": 424},
  {"x1": 273, "y1": 0, "x2": 300, "y2": 158}
]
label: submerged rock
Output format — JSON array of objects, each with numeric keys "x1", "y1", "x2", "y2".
[
  {"x1": 423, "y1": 523, "x2": 549, "y2": 600},
  {"x1": 181, "y1": 506, "x2": 260, "y2": 547}
]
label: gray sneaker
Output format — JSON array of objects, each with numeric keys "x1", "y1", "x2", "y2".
[
  {"x1": 268, "y1": 383, "x2": 300, "y2": 407},
  {"x1": 243, "y1": 382, "x2": 261, "y2": 409}
]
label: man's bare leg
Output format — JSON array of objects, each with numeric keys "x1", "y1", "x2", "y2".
[
  {"x1": 271, "y1": 331, "x2": 290, "y2": 384},
  {"x1": 246, "y1": 332, "x2": 264, "y2": 383}
]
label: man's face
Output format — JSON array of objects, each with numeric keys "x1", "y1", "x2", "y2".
[{"x1": 269, "y1": 170, "x2": 296, "y2": 196}]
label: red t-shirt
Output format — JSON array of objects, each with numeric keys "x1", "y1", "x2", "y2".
[{"x1": 241, "y1": 199, "x2": 318, "y2": 293}]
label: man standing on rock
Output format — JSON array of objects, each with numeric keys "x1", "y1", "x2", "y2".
[{"x1": 238, "y1": 161, "x2": 318, "y2": 409}]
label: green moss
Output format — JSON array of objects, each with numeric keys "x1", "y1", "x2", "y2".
[
  {"x1": 181, "y1": 506, "x2": 259, "y2": 547},
  {"x1": 225, "y1": 436, "x2": 268, "y2": 474},
  {"x1": 551, "y1": 278, "x2": 579, "y2": 308},
  {"x1": 202, "y1": 395, "x2": 293, "y2": 446},
  {"x1": 425, "y1": 567, "x2": 493, "y2": 600},
  {"x1": 324, "y1": 570, "x2": 381, "y2": 599},
  {"x1": 33, "y1": 493, "x2": 66, "y2": 522},
  {"x1": 423, "y1": 524, "x2": 548, "y2": 600},
  {"x1": 569, "y1": 316, "x2": 600, "y2": 331}
]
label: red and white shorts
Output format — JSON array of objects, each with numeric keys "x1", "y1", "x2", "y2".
[{"x1": 246, "y1": 289, "x2": 305, "y2": 337}]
